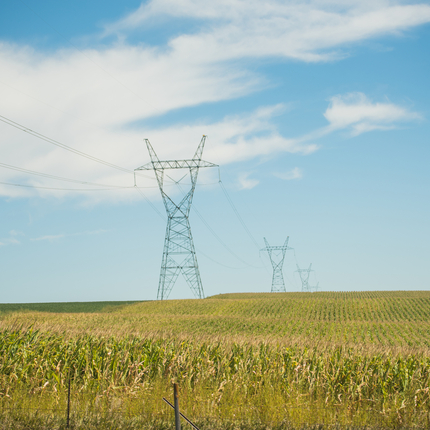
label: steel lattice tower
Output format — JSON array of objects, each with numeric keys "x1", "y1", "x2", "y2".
[
  {"x1": 311, "y1": 282, "x2": 320, "y2": 292},
  {"x1": 260, "y1": 237, "x2": 293, "y2": 292},
  {"x1": 296, "y1": 264, "x2": 313, "y2": 292},
  {"x1": 135, "y1": 136, "x2": 217, "y2": 300}
]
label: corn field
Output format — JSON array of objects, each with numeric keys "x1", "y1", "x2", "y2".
[{"x1": 1, "y1": 291, "x2": 430, "y2": 429}]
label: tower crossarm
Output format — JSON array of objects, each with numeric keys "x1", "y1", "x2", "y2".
[
  {"x1": 260, "y1": 245, "x2": 293, "y2": 251},
  {"x1": 135, "y1": 159, "x2": 217, "y2": 170}
]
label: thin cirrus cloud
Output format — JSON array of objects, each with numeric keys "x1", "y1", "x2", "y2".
[
  {"x1": 0, "y1": 237, "x2": 20, "y2": 247},
  {"x1": 297, "y1": 93, "x2": 422, "y2": 142},
  {"x1": 104, "y1": 0, "x2": 430, "y2": 62},
  {"x1": 323, "y1": 93, "x2": 422, "y2": 136},
  {"x1": 238, "y1": 173, "x2": 260, "y2": 190},
  {"x1": 0, "y1": 1, "x2": 428, "y2": 201},
  {"x1": 274, "y1": 167, "x2": 303, "y2": 181},
  {"x1": 0, "y1": 230, "x2": 24, "y2": 246},
  {"x1": 30, "y1": 230, "x2": 108, "y2": 242}
]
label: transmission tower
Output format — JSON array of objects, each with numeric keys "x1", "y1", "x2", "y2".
[
  {"x1": 296, "y1": 264, "x2": 314, "y2": 292},
  {"x1": 135, "y1": 136, "x2": 217, "y2": 300},
  {"x1": 260, "y1": 237, "x2": 293, "y2": 292},
  {"x1": 310, "y1": 282, "x2": 320, "y2": 292}
]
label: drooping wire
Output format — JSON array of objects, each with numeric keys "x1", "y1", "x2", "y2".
[
  {"x1": 218, "y1": 178, "x2": 261, "y2": 250},
  {"x1": 217, "y1": 169, "x2": 271, "y2": 273},
  {"x1": 0, "y1": 114, "x2": 153, "y2": 179},
  {"x1": 191, "y1": 204, "x2": 260, "y2": 268},
  {"x1": 193, "y1": 247, "x2": 247, "y2": 270},
  {"x1": 0, "y1": 161, "x2": 140, "y2": 189},
  {"x1": 133, "y1": 185, "x2": 165, "y2": 221},
  {"x1": 133, "y1": 179, "x2": 245, "y2": 269},
  {"x1": 172, "y1": 179, "x2": 262, "y2": 269},
  {"x1": 0, "y1": 181, "x2": 129, "y2": 191}
]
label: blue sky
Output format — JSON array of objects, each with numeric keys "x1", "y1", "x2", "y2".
[{"x1": 1, "y1": 0, "x2": 429, "y2": 303}]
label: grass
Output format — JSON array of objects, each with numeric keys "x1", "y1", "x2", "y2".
[{"x1": 1, "y1": 291, "x2": 430, "y2": 429}]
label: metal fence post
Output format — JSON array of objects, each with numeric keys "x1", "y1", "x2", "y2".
[
  {"x1": 174, "y1": 383, "x2": 181, "y2": 430},
  {"x1": 66, "y1": 376, "x2": 71, "y2": 428}
]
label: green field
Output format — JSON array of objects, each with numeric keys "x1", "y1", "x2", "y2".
[
  {"x1": 1, "y1": 291, "x2": 430, "y2": 429},
  {"x1": 0, "y1": 300, "x2": 140, "y2": 314}
]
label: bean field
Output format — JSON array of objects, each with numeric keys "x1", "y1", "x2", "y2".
[{"x1": 1, "y1": 291, "x2": 430, "y2": 429}]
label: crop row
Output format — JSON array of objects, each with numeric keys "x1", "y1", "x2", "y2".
[{"x1": 1, "y1": 329, "x2": 430, "y2": 404}]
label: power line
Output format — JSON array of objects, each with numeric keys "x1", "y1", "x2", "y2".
[
  {"x1": 192, "y1": 204, "x2": 259, "y2": 269},
  {"x1": 133, "y1": 185, "x2": 165, "y2": 221},
  {"x1": 0, "y1": 162, "x2": 136, "y2": 188},
  {"x1": 0, "y1": 181, "x2": 131, "y2": 191},
  {"x1": 0, "y1": 114, "x2": 153, "y2": 179},
  {"x1": 133, "y1": 184, "x2": 246, "y2": 270},
  {"x1": 173, "y1": 181, "x2": 260, "y2": 269},
  {"x1": 218, "y1": 179, "x2": 261, "y2": 250},
  {"x1": 193, "y1": 247, "x2": 247, "y2": 270}
]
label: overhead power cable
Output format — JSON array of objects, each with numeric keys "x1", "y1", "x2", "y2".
[
  {"x1": 0, "y1": 114, "x2": 153, "y2": 179},
  {"x1": 195, "y1": 248, "x2": 246, "y2": 270},
  {"x1": 134, "y1": 185, "x2": 165, "y2": 221},
  {"x1": 0, "y1": 181, "x2": 129, "y2": 191},
  {"x1": 218, "y1": 179, "x2": 261, "y2": 250},
  {"x1": 172, "y1": 181, "x2": 259, "y2": 268},
  {"x1": 134, "y1": 184, "x2": 245, "y2": 270},
  {"x1": 191, "y1": 204, "x2": 259, "y2": 269},
  {"x1": 0, "y1": 162, "x2": 137, "y2": 188}
]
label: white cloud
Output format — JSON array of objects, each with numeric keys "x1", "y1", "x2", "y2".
[
  {"x1": 31, "y1": 234, "x2": 65, "y2": 242},
  {"x1": 30, "y1": 230, "x2": 108, "y2": 242},
  {"x1": 323, "y1": 92, "x2": 421, "y2": 136},
  {"x1": 0, "y1": 1, "x2": 427, "y2": 202},
  {"x1": 10, "y1": 230, "x2": 24, "y2": 236},
  {"x1": 274, "y1": 167, "x2": 303, "y2": 181},
  {"x1": 105, "y1": 0, "x2": 430, "y2": 62},
  {"x1": 0, "y1": 238, "x2": 20, "y2": 246},
  {"x1": 0, "y1": 231, "x2": 22, "y2": 246},
  {"x1": 238, "y1": 173, "x2": 259, "y2": 190}
]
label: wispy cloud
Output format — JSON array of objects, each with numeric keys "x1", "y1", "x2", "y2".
[
  {"x1": 0, "y1": 237, "x2": 20, "y2": 246},
  {"x1": 31, "y1": 234, "x2": 65, "y2": 242},
  {"x1": 31, "y1": 229, "x2": 108, "y2": 242},
  {"x1": 323, "y1": 92, "x2": 421, "y2": 136},
  {"x1": 10, "y1": 230, "x2": 24, "y2": 236},
  {"x1": 274, "y1": 167, "x2": 303, "y2": 181},
  {"x1": 238, "y1": 173, "x2": 259, "y2": 190},
  {"x1": 104, "y1": 0, "x2": 430, "y2": 62},
  {"x1": 0, "y1": 1, "x2": 427, "y2": 201},
  {"x1": 0, "y1": 230, "x2": 24, "y2": 246}
]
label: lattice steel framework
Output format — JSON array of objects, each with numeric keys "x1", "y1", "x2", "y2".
[
  {"x1": 296, "y1": 264, "x2": 313, "y2": 292},
  {"x1": 311, "y1": 282, "x2": 320, "y2": 292},
  {"x1": 135, "y1": 136, "x2": 217, "y2": 300},
  {"x1": 260, "y1": 237, "x2": 293, "y2": 292}
]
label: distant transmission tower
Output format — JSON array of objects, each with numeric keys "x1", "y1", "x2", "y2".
[
  {"x1": 296, "y1": 264, "x2": 314, "y2": 292},
  {"x1": 260, "y1": 237, "x2": 293, "y2": 292},
  {"x1": 311, "y1": 282, "x2": 320, "y2": 292},
  {"x1": 135, "y1": 136, "x2": 217, "y2": 300}
]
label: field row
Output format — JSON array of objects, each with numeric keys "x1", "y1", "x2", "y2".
[
  {"x1": 2, "y1": 313, "x2": 430, "y2": 351},
  {"x1": 119, "y1": 292, "x2": 430, "y2": 322},
  {"x1": 1, "y1": 328, "x2": 430, "y2": 401},
  {"x1": 2, "y1": 292, "x2": 430, "y2": 350}
]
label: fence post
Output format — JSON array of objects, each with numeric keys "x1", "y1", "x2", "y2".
[
  {"x1": 66, "y1": 376, "x2": 71, "y2": 428},
  {"x1": 174, "y1": 383, "x2": 181, "y2": 430}
]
